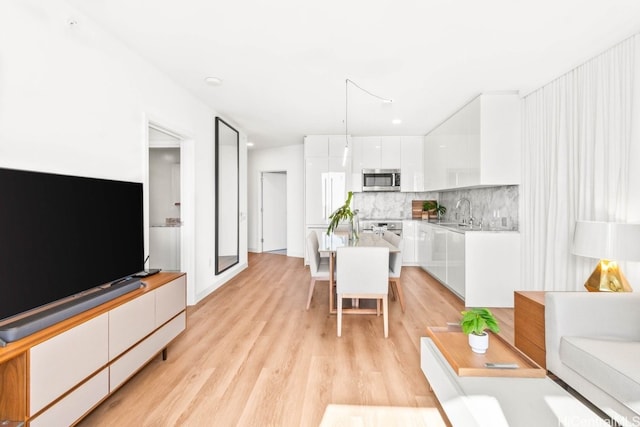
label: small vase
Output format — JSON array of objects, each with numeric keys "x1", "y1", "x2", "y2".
[
  {"x1": 468, "y1": 332, "x2": 489, "y2": 354},
  {"x1": 349, "y1": 218, "x2": 359, "y2": 241}
]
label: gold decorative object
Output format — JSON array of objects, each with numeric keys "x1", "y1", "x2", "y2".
[
  {"x1": 584, "y1": 260, "x2": 632, "y2": 292},
  {"x1": 572, "y1": 221, "x2": 640, "y2": 292}
]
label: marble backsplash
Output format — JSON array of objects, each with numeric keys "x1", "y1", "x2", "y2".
[{"x1": 352, "y1": 185, "x2": 519, "y2": 230}]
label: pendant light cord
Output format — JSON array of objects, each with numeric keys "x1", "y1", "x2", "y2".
[
  {"x1": 343, "y1": 79, "x2": 393, "y2": 165},
  {"x1": 344, "y1": 78, "x2": 393, "y2": 143},
  {"x1": 346, "y1": 78, "x2": 393, "y2": 104}
]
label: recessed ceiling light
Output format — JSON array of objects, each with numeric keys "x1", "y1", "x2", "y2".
[
  {"x1": 205, "y1": 76, "x2": 223, "y2": 86},
  {"x1": 247, "y1": 142, "x2": 254, "y2": 147},
  {"x1": 392, "y1": 119, "x2": 402, "y2": 125}
]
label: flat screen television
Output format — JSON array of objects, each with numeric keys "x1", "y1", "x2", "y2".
[{"x1": 0, "y1": 167, "x2": 144, "y2": 343}]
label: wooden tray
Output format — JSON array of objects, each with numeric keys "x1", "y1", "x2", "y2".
[
  {"x1": 426, "y1": 326, "x2": 545, "y2": 378},
  {"x1": 412, "y1": 200, "x2": 437, "y2": 219}
]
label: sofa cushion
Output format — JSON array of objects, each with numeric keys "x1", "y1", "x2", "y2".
[{"x1": 560, "y1": 336, "x2": 640, "y2": 413}]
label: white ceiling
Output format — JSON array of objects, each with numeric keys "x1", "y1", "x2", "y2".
[{"x1": 65, "y1": 0, "x2": 640, "y2": 149}]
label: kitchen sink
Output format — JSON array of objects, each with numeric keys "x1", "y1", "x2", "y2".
[{"x1": 434, "y1": 222, "x2": 465, "y2": 227}]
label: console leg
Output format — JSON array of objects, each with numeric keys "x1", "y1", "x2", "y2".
[{"x1": 162, "y1": 347, "x2": 167, "y2": 361}]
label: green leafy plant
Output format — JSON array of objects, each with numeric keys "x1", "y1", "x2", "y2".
[
  {"x1": 423, "y1": 200, "x2": 446, "y2": 217},
  {"x1": 327, "y1": 191, "x2": 355, "y2": 235},
  {"x1": 460, "y1": 308, "x2": 500, "y2": 336}
]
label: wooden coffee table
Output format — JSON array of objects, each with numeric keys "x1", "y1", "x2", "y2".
[
  {"x1": 426, "y1": 326, "x2": 544, "y2": 378},
  {"x1": 421, "y1": 326, "x2": 608, "y2": 426}
]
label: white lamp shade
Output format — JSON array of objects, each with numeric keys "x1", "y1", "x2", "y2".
[{"x1": 572, "y1": 221, "x2": 640, "y2": 261}]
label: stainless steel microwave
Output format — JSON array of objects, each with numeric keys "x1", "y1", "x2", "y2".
[{"x1": 362, "y1": 169, "x2": 401, "y2": 192}]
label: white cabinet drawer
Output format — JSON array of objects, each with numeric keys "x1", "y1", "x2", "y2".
[
  {"x1": 109, "y1": 291, "x2": 155, "y2": 360},
  {"x1": 29, "y1": 368, "x2": 108, "y2": 427},
  {"x1": 155, "y1": 275, "x2": 186, "y2": 327},
  {"x1": 30, "y1": 313, "x2": 108, "y2": 415},
  {"x1": 110, "y1": 311, "x2": 186, "y2": 391}
]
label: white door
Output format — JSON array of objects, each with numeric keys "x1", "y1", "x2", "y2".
[{"x1": 262, "y1": 172, "x2": 287, "y2": 252}]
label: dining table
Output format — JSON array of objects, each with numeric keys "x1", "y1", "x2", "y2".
[{"x1": 318, "y1": 232, "x2": 400, "y2": 314}]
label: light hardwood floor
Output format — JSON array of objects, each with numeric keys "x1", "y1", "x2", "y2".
[{"x1": 79, "y1": 252, "x2": 514, "y2": 426}]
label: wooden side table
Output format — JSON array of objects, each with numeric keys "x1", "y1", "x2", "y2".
[{"x1": 514, "y1": 291, "x2": 546, "y2": 369}]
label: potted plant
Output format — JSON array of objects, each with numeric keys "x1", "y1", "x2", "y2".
[
  {"x1": 460, "y1": 308, "x2": 500, "y2": 354},
  {"x1": 327, "y1": 191, "x2": 358, "y2": 239},
  {"x1": 422, "y1": 200, "x2": 446, "y2": 221}
]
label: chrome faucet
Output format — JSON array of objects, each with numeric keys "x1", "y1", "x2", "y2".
[{"x1": 456, "y1": 198, "x2": 474, "y2": 227}]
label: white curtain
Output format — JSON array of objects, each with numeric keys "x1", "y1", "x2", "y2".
[{"x1": 522, "y1": 35, "x2": 636, "y2": 291}]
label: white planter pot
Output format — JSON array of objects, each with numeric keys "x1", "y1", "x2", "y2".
[{"x1": 468, "y1": 332, "x2": 489, "y2": 354}]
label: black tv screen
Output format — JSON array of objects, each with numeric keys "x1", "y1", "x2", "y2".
[{"x1": 0, "y1": 167, "x2": 144, "y2": 323}]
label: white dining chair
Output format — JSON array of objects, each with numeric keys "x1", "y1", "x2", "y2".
[
  {"x1": 382, "y1": 232, "x2": 406, "y2": 312},
  {"x1": 306, "y1": 231, "x2": 332, "y2": 310},
  {"x1": 336, "y1": 246, "x2": 389, "y2": 338}
]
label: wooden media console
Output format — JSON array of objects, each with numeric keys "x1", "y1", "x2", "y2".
[{"x1": 0, "y1": 272, "x2": 187, "y2": 426}]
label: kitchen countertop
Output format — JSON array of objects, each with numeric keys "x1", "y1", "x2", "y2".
[
  {"x1": 415, "y1": 219, "x2": 518, "y2": 233},
  {"x1": 359, "y1": 218, "x2": 518, "y2": 233}
]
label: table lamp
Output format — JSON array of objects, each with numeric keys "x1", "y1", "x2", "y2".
[{"x1": 572, "y1": 221, "x2": 640, "y2": 292}]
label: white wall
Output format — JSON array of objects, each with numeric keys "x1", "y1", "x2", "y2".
[
  {"x1": 247, "y1": 145, "x2": 304, "y2": 257},
  {"x1": 0, "y1": 1, "x2": 248, "y2": 305}
]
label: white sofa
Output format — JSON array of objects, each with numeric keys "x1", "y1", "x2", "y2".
[{"x1": 545, "y1": 292, "x2": 640, "y2": 427}]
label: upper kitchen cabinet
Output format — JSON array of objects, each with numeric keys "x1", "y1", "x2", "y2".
[
  {"x1": 351, "y1": 135, "x2": 423, "y2": 192},
  {"x1": 351, "y1": 136, "x2": 401, "y2": 171},
  {"x1": 380, "y1": 136, "x2": 401, "y2": 168},
  {"x1": 424, "y1": 93, "x2": 520, "y2": 191},
  {"x1": 400, "y1": 136, "x2": 424, "y2": 192},
  {"x1": 305, "y1": 134, "x2": 349, "y2": 157}
]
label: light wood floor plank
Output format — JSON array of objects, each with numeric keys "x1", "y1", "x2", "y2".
[{"x1": 78, "y1": 252, "x2": 514, "y2": 426}]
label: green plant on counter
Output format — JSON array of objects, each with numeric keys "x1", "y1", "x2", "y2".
[
  {"x1": 423, "y1": 200, "x2": 447, "y2": 217},
  {"x1": 327, "y1": 191, "x2": 355, "y2": 236},
  {"x1": 460, "y1": 308, "x2": 500, "y2": 336}
]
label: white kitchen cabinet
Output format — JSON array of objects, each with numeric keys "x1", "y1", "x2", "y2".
[
  {"x1": 446, "y1": 231, "x2": 465, "y2": 298},
  {"x1": 418, "y1": 222, "x2": 520, "y2": 307},
  {"x1": 380, "y1": 136, "x2": 401, "y2": 169},
  {"x1": 417, "y1": 223, "x2": 430, "y2": 271},
  {"x1": 401, "y1": 221, "x2": 417, "y2": 265},
  {"x1": 429, "y1": 227, "x2": 448, "y2": 283},
  {"x1": 424, "y1": 93, "x2": 520, "y2": 191},
  {"x1": 352, "y1": 135, "x2": 420, "y2": 192},
  {"x1": 351, "y1": 136, "x2": 401, "y2": 171},
  {"x1": 401, "y1": 136, "x2": 424, "y2": 192},
  {"x1": 418, "y1": 222, "x2": 447, "y2": 283},
  {"x1": 305, "y1": 135, "x2": 349, "y2": 157},
  {"x1": 424, "y1": 132, "x2": 447, "y2": 191},
  {"x1": 329, "y1": 135, "x2": 349, "y2": 157},
  {"x1": 465, "y1": 232, "x2": 520, "y2": 307},
  {"x1": 351, "y1": 136, "x2": 381, "y2": 171}
]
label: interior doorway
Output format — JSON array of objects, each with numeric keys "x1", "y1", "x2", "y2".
[
  {"x1": 261, "y1": 171, "x2": 287, "y2": 254},
  {"x1": 148, "y1": 127, "x2": 181, "y2": 271}
]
